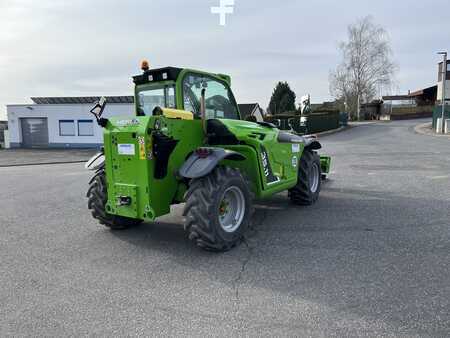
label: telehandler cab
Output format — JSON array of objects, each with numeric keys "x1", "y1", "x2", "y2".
[{"x1": 86, "y1": 63, "x2": 331, "y2": 251}]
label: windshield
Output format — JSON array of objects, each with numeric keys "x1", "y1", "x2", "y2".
[
  {"x1": 183, "y1": 75, "x2": 240, "y2": 120},
  {"x1": 137, "y1": 86, "x2": 176, "y2": 116}
]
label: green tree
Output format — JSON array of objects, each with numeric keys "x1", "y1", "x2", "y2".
[{"x1": 268, "y1": 82, "x2": 296, "y2": 115}]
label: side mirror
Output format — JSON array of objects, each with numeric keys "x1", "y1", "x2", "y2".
[
  {"x1": 272, "y1": 119, "x2": 281, "y2": 128},
  {"x1": 90, "y1": 96, "x2": 107, "y2": 120}
]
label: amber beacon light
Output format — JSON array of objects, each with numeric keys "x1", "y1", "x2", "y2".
[{"x1": 141, "y1": 60, "x2": 150, "y2": 71}]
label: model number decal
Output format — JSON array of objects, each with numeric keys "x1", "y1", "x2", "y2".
[
  {"x1": 261, "y1": 150, "x2": 270, "y2": 177},
  {"x1": 118, "y1": 144, "x2": 135, "y2": 155},
  {"x1": 116, "y1": 119, "x2": 140, "y2": 127},
  {"x1": 260, "y1": 146, "x2": 279, "y2": 184}
]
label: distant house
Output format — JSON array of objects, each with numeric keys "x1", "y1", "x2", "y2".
[
  {"x1": 382, "y1": 85, "x2": 437, "y2": 107},
  {"x1": 380, "y1": 85, "x2": 437, "y2": 120},
  {"x1": 6, "y1": 96, "x2": 134, "y2": 148},
  {"x1": 238, "y1": 103, "x2": 265, "y2": 122},
  {"x1": 360, "y1": 100, "x2": 383, "y2": 120}
]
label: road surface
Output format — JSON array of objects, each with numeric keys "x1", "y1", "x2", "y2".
[{"x1": 1, "y1": 119, "x2": 449, "y2": 336}]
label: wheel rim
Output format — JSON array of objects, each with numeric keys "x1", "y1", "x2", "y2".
[
  {"x1": 218, "y1": 186, "x2": 246, "y2": 233},
  {"x1": 309, "y1": 162, "x2": 320, "y2": 193}
]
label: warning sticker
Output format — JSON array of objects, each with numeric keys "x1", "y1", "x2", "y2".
[
  {"x1": 138, "y1": 137, "x2": 146, "y2": 160},
  {"x1": 118, "y1": 144, "x2": 135, "y2": 156},
  {"x1": 292, "y1": 144, "x2": 300, "y2": 153}
]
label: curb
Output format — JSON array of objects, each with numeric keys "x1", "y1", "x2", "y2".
[
  {"x1": 414, "y1": 122, "x2": 450, "y2": 138},
  {"x1": 315, "y1": 125, "x2": 352, "y2": 137},
  {"x1": 0, "y1": 160, "x2": 88, "y2": 168}
]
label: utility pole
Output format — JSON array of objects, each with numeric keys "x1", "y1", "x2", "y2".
[{"x1": 438, "y1": 51, "x2": 447, "y2": 134}]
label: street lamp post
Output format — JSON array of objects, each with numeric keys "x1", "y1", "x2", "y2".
[{"x1": 438, "y1": 51, "x2": 447, "y2": 134}]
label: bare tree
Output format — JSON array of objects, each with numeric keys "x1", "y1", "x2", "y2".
[{"x1": 330, "y1": 16, "x2": 396, "y2": 120}]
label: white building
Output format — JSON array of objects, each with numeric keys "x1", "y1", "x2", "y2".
[
  {"x1": 6, "y1": 96, "x2": 266, "y2": 148},
  {"x1": 6, "y1": 96, "x2": 134, "y2": 148}
]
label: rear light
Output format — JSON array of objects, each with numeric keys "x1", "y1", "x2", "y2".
[{"x1": 196, "y1": 148, "x2": 212, "y2": 158}]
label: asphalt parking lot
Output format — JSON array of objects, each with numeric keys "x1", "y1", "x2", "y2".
[{"x1": 1, "y1": 119, "x2": 449, "y2": 336}]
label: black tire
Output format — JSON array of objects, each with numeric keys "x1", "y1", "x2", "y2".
[
  {"x1": 87, "y1": 169, "x2": 142, "y2": 230},
  {"x1": 183, "y1": 167, "x2": 254, "y2": 252},
  {"x1": 289, "y1": 150, "x2": 321, "y2": 205}
]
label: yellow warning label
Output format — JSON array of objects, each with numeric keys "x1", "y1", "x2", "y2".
[
  {"x1": 138, "y1": 136, "x2": 146, "y2": 160},
  {"x1": 139, "y1": 143, "x2": 146, "y2": 160}
]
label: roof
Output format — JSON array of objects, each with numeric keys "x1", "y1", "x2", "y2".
[
  {"x1": 133, "y1": 67, "x2": 184, "y2": 85},
  {"x1": 382, "y1": 95, "x2": 412, "y2": 101},
  {"x1": 238, "y1": 103, "x2": 259, "y2": 118},
  {"x1": 409, "y1": 85, "x2": 437, "y2": 97},
  {"x1": 132, "y1": 67, "x2": 232, "y2": 86},
  {"x1": 383, "y1": 85, "x2": 437, "y2": 101},
  {"x1": 31, "y1": 96, "x2": 134, "y2": 105}
]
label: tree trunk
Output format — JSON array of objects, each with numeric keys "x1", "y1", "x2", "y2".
[{"x1": 357, "y1": 94, "x2": 361, "y2": 121}]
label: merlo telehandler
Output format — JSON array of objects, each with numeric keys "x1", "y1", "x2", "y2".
[{"x1": 86, "y1": 63, "x2": 331, "y2": 252}]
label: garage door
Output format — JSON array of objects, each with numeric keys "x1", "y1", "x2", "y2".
[{"x1": 21, "y1": 118, "x2": 49, "y2": 148}]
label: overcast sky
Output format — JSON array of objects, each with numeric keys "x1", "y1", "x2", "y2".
[{"x1": 1, "y1": 0, "x2": 449, "y2": 120}]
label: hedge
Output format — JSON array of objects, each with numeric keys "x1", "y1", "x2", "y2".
[
  {"x1": 306, "y1": 111, "x2": 340, "y2": 134},
  {"x1": 264, "y1": 110, "x2": 340, "y2": 134}
]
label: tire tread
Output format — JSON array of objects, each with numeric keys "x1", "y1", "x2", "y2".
[
  {"x1": 183, "y1": 167, "x2": 254, "y2": 252},
  {"x1": 87, "y1": 169, "x2": 141, "y2": 230}
]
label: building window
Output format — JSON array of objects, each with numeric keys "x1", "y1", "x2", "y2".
[
  {"x1": 59, "y1": 120, "x2": 75, "y2": 136},
  {"x1": 78, "y1": 120, "x2": 94, "y2": 136}
]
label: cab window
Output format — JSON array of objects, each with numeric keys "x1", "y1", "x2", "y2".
[
  {"x1": 182, "y1": 74, "x2": 240, "y2": 120},
  {"x1": 137, "y1": 86, "x2": 175, "y2": 116}
]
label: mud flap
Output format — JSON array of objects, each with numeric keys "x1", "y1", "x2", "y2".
[
  {"x1": 179, "y1": 148, "x2": 245, "y2": 179},
  {"x1": 85, "y1": 152, "x2": 105, "y2": 171}
]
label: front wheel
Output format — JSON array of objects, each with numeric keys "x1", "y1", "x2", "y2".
[
  {"x1": 183, "y1": 167, "x2": 254, "y2": 252},
  {"x1": 289, "y1": 150, "x2": 322, "y2": 205}
]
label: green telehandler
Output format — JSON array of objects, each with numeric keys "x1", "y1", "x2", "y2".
[{"x1": 86, "y1": 64, "x2": 331, "y2": 252}]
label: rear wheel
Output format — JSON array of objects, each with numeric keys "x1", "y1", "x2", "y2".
[
  {"x1": 183, "y1": 167, "x2": 254, "y2": 252},
  {"x1": 87, "y1": 169, "x2": 142, "y2": 230},
  {"x1": 289, "y1": 150, "x2": 321, "y2": 205}
]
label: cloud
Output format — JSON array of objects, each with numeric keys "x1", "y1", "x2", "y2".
[{"x1": 1, "y1": 0, "x2": 449, "y2": 119}]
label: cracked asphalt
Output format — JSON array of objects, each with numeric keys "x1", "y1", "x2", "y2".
[{"x1": 1, "y1": 119, "x2": 449, "y2": 336}]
